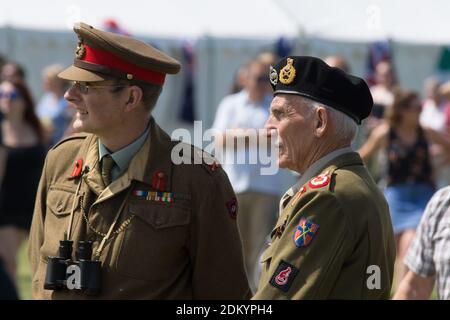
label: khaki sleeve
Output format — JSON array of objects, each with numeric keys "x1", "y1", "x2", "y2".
[
  {"x1": 189, "y1": 168, "x2": 251, "y2": 299},
  {"x1": 28, "y1": 155, "x2": 49, "y2": 282},
  {"x1": 253, "y1": 192, "x2": 352, "y2": 299}
]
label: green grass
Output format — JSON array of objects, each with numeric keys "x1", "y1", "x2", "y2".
[{"x1": 17, "y1": 238, "x2": 32, "y2": 300}]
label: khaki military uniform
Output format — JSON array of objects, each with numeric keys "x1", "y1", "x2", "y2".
[
  {"x1": 253, "y1": 151, "x2": 395, "y2": 299},
  {"x1": 29, "y1": 118, "x2": 250, "y2": 299}
]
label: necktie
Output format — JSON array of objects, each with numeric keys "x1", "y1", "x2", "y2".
[{"x1": 101, "y1": 155, "x2": 115, "y2": 186}]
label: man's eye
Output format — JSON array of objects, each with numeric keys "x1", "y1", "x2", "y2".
[{"x1": 271, "y1": 110, "x2": 282, "y2": 119}]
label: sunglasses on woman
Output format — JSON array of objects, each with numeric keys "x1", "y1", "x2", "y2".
[{"x1": 0, "y1": 90, "x2": 20, "y2": 100}]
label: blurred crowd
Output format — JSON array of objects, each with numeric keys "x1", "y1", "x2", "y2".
[
  {"x1": 1, "y1": 48, "x2": 450, "y2": 299},
  {"x1": 0, "y1": 55, "x2": 76, "y2": 299},
  {"x1": 213, "y1": 53, "x2": 450, "y2": 299}
]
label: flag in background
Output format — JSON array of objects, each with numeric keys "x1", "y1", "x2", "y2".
[
  {"x1": 435, "y1": 46, "x2": 450, "y2": 84},
  {"x1": 179, "y1": 40, "x2": 196, "y2": 123},
  {"x1": 275, "y1": 36, "x2": 293, "y2": 59},
  {"x1": 365, "y1": 40, "x2": 392, "y2": 86},
  {"x1": 102, "y1": 18, "x2": 131, "y2": 36}
]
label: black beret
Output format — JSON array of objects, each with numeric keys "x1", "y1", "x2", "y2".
[{"x1": 269, "y1": 56, "x2": 373, "y2": 124}]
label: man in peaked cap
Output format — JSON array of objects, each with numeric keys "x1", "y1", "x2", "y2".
[
  {"x1": 28, "y1": 22, "x2": 250, "y2": 299},
  {"x1": 252, "y1": 56, "x2": 395, "y2": 299}
]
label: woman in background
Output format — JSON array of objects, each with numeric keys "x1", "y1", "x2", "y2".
[
  {"x1": 359, "y1": 89, "x2": 450, "y2": 289},
  {"x1": 0, "y1": 79, "x2": 45, "y2": 286},
  {"x1": 36, "y1": 64, "x2": 71, "y2": 147}
]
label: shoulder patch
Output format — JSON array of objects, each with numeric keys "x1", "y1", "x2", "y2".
[
  {"x1": 51, "y1": 133, "x2": 89, "y2": 150},
  {"x1": 308, "y1": 173, "x2": 331, "y2": 189},
  {"x1": 293, "y1": 217, "x2": 319, "y2": 247},
  {"x1": 270, "y1": 260, "x2": 299, "y2": 292}
]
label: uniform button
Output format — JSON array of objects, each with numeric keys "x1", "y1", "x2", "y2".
[{"x1": 57, "y1": 203, "x2": 64, "y2": 212}]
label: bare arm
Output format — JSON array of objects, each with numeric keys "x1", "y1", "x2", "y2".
[
  {"x1": 424, "y1": 127, "x2": 450, "y2": 151},
  {"x1": 392, "y1": 270, "x2": 435, "y2": 300},
  {"x1": 358, "y1": 124, "x2": 388, "y2": 162}
]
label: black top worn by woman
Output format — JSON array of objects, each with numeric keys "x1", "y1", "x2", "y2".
[
  {"x1": 386, "y1": 127, "x2": 433, "y2": 186},
  {"x1": 0, "y1": 145, "x2": 46, "y2": 230}
]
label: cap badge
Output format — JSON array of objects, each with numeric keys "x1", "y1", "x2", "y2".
[
  {"x1": 269, "y1": 66, "x2": 278, "y2": 86},
  {"x1": 279, "y1": 58, "x2": 296, "y2": 85},
  {"x1": 75, "y1": 40, "x2": 86, "y2": 60}
]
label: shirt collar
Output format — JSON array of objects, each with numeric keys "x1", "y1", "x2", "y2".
[
  {"x1": 290, "y1": 146, "x2": 354, "y2": 195},
  {"x1": 241, "y1": 90, "x2": 272, "y2": 108},
  {"x1": 98, "y1": 123, "x2": 150, "y2": 173}
]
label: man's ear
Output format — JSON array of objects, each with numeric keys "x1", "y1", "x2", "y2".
[
  {"x1": 123, "y1": 86, "x2": 143, "y2": 112},
  {"x1": 314, "y1": 106, "x2": 328, "y2": 138}
]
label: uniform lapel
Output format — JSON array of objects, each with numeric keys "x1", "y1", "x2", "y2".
[
  {"x1": 81, "y1": 135, "x2": 104, "y2": 196},
  {"x1": 269, "y1": 151, "x2": 363, "y2": 240},
  {"x1": 94, "y1": 129, "x2": 151, "y2": 204},
  {"x1": 91, "y1": 117, "x2": 173, "y2": 205},
  {"x1": 140, "y1": 118, "x2": 174, "y2": 191}
]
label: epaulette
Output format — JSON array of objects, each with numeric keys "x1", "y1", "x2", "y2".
[
  {"x1": 192, "y1": 148, "x2": 222, "y2": 175},
  {"x1": 195, "y1": 149, "x2": 223, "y2": 174},
  {"x1": 172, "y1": 141, "x2": 222, "y2": 175},
  {"x1": 51, "y1": 133, "x2": 89, "y2": 150}
]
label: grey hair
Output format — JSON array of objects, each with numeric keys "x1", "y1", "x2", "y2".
[{"x1": 302, "y1": 97, "x2": 358, "y2": 143}]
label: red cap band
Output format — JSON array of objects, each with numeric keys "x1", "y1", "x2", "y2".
[{"x1": 82, "y1": 44, "x2": 165, "y2": 85}]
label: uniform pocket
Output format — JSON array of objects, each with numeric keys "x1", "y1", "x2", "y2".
[
  {"x1": 129, "y1": 202, "x2": 189, "y2": 229},
  {"x1": 47, "y1": 187, "x2": 80, "y2": 217},
  {"x1": 41, "y1": 186, "x2": 80, "y2": 259},
  {"x1": 116, "y1": 202, "x2": 191, "y2": 282}
]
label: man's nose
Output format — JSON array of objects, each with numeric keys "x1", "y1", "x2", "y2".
[
  {"x1": 264, "y1": 117, "x2": 275, "y2": 131},
  {"x1": 64, "y1": 83, "x2": 81, "y2": 104}
]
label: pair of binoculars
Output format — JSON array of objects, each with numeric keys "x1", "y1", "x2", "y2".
[{"x1": 44, "y1": 240, "x2": 101, "y2": 295}]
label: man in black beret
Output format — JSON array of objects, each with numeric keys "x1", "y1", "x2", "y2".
[{"x1": 252, "y1": 56, "x2": 395, "y2": 299}]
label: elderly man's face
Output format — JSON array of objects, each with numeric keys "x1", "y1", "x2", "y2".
[{"x1": 265, "y1": 94, "x2": 315, "y2": 172}]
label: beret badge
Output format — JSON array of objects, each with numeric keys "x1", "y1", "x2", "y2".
[
  {"x1": 75, "y1": 40, "x2": 86, "y2": 60},
  {"x1": 269, "y1": 66, "x2": 278, "y2": 86},
  {"x1": 279, "y1": 58, "x2": 296, "y2": 85}
]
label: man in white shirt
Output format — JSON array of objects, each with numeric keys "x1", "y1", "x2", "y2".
[{"x1": 212, "y1": 59, "x2": 283, "y2": 293}]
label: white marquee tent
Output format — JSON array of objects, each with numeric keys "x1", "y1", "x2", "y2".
[
  {"x1": 1, "y1": 0, "x2": 449, "y2": 43},
  {"x1": 0, "y1": 0, "x2": 447, "y2": 136}
]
